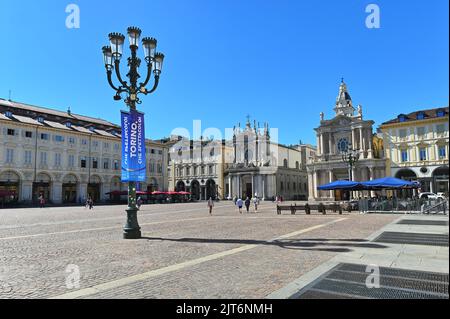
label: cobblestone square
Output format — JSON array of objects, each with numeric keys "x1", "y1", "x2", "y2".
[{"x1": 0, "y1": 201, "x2": 402, "y2": 299}]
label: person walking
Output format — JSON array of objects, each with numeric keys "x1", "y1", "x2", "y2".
[
  {"x1": 245, "y1": 197, "x2": 251, "y2": 213},
  {"x1": 38, "y1": 194, "x2": 45, "y2": 208},
  {"x1": 236, "y1": 197, "x2": 243, "y2": 214},
  {"x1": 137, "y1": 196, "x2": 143, "y2": 210},
  {"x1": 207, "y1": 197, "x2": 214, "y2": 215},
  {"x1": 253, "y1": 196, "x2": 259, "y2": 212},
  {"x1": 86, "y1": 196, "x2": 93, "y2": 210}
]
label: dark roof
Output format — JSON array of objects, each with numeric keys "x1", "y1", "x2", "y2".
[
  {"x1": 381, "y1": 107, "x2": 449, "y2": 125},
  {"x1": 0, "y1": 98, "x2": 120, "y2": 129},
  {"x1": 0, "y1": 98, "x2": 171, "y2": 145}
]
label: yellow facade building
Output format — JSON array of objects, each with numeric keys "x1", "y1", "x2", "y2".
[{"x1": 379, "y1": 107, "x2": 449, "y2": 195}]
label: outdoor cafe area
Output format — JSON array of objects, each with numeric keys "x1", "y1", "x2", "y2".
[
  {"x1": 317, "y1": 177, "x2": 447, "y2": 214},
  {"x1": 105, "y1": 190, "x2": 192, "y2": 204}
]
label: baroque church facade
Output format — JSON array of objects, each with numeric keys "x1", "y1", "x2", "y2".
[
  {"x1": 224, "y1": 119, "x2": 312, "y2": 201},
  {"x1": 307, "y1": 80, "x2": 385, "y2": 201},
  {"x1": 168, "y1": 118, "x2": 314, "y2": 201}
]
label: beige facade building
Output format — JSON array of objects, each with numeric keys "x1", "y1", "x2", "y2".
[
  {"x1": 379, "y1": 107, "x2": 449, "y2": 195},
  {"x1": 0, "y1": 98, "x2": 172, "y2": 205},
  {"x1": 307, "y1": 80, "x2": 385, "y2": 201},
  {"x1": 168, "y1": 118, "x2": 314, "y2": 201}
]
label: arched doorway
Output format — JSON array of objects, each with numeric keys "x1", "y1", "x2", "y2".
[
  {"x1": 395, "y1": 169, "x2": 417, "y2": 198},
  {"x1": 241, "y1": 175, "x2": 253, "y2": 199},
  {"x1": 148, "y1": 178, "x2": 158, "y2": 193},
  {"x1": 0, "y1": 171, "x2": 20, "y2": 204},
  {"x1": 190, "y1": 180, "x2": 200, "y2": 201},
  {"x1": 433, "y1": 166, "x2": 449, "y2": 195},
  {"x1": 33, "y1": 172, "x2": 52, "y2": 202},
  {"x1": 206, "y1": 179, "x2": 217, "y2": 200},
  {"x1": 176, "y1": 180, "x2": 186, "y2": 192},
  {"x1": 110, "y1": 176, "x2": 122, "y2": 202},
  {"x1": 62, "y1": 174, "x2": 78, "y2": 203},
  {"x1": 88, "y1": 175, "x2": 101, "y2": 202}
]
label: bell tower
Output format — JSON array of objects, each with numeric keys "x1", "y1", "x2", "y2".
[{"x1": 333, "y1": 78, "x2": 355, "y2": 117}]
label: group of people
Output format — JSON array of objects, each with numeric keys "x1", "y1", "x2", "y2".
[
  {"x1": 207, "y1": 195, "x2": 260, "y2": 215},
  {"x1": 235, "y1": 196, "x2": 260, "y2": 213}
]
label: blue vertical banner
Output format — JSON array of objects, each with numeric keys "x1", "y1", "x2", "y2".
[{"x1": 121, "y1": 109, "x2": 146, "y2": 182}]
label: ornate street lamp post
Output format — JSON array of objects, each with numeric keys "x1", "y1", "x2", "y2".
[
  {"x1": 102, "y1": 27, "x2": 165, "y2": 239},
  {"x1": 341, "y1": 144, "x2": 359, "y2": 200}
]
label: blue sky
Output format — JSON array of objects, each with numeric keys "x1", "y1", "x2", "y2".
[{"x1": 1, "y1": 0, "x2": 448, "y2": 145}]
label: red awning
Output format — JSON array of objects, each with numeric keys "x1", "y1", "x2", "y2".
[
  {"x1": 107, "y1": 190, "x2": 150, "y2": 196},
  {"x1": 0, "y1": 190, "x2": 16, "y2": 197}
]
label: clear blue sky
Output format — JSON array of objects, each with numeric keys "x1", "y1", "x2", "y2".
[{"x1": 1, "y1": 0, "x2": 448, "y2": 145}]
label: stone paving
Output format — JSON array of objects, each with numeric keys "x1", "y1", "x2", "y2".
[
  {"x1": 267, "y1": 213, "x2": 449, "y2": 298},
  {"x1": 0, "y1": 201, "x2": 400, "y2": 298}
]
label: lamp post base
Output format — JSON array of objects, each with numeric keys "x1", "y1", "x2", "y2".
[
  {"x1": 123, "y1": 208, "x2": 141, "y2": 239},
  {"x1": 123, "y1": 229, "x2": 142, "y2": 239}
]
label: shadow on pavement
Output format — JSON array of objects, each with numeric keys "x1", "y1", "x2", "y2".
[{"x1": 140, "y1": 236, "x2": 387, "y2": 252}]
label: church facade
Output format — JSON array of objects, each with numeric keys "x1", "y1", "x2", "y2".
[
  {"x1": 307, "y1": 80, "x2": 385, "y2": 201},
  {"x1": 224, "y1": 119, "x2": 312, "y2": 201},
  {"x1": 168, "y1": 118, "x2": 314, "y2": 201}
]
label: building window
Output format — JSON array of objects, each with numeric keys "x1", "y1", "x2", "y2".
[
  {"x1": 149, "y1": 161, "x2": 155, "y2": 173},
  {"x1": 151, "y1": 149, "x2": 156, "y2": 154},
  {"x1": 40, "y1": 152, "x2": 47, "y2": 165},
  {"x1": 6, "y1": 149, "x2": 14, "y2": 163},
  {"x1": 418, "y1": 148, "x2": 427, "y2": 161},
  {"x1": 93, "y1": 141, "x2": 99, "y2": 148},
  {"x1": 65, "y1": 122, "x2": 72, "y2": 128},
  {"x1": 158, "y1": 150, "x2": 163, "y2": 155},
  {"x1": 401, "y1": 149, "x2": 408, "y2": 163},
  {"x1": 68, "y1": 137, "x2": 76, "y2": 144},
  {"x1": 157, "y1": 163, "x2": 162, "y2": 174},
  {"x1": 37, "y1": 117, "x2": 44, "y2": 123},
  {"x1": 114, "y1": 143, "x2": 120, "y2": 151},
  {"x1": 81, "y1": 139, "x2": 87, "y2": 145},
  {"x1": 5, "y1": 111, "x2": 12, "y2": 117},
  {"x1": 436, "y1": 124, "x2": 446, "y2": 134},
  {"x1": 7, "y1": 129, "x2": 15, "y2": 136},
  {"x1": 280, "y1": 182, "x2": 284, "y2": 191},
  {"x1": 186, "y1": 167, "x2": 190, "y2": 176},
  {"x1": 114, "y1": 160, "x2": 119, "y2": 170},
  {"x1": 437, "y1": 110, "x2": 445, "y2": 117},
  {"x1": 295, "y1": 161, "x2": 299, "y2": 169},
  {"x1": 103, "y1": 142, "x2": 110, "y2": 149},
  {"x1": 201, "y1": 166, "x2": 205, "y2": 175},
  {"x1": 438, "y1": 146, "x2": 446, "y2": 159},
  {"x1": 417, "y1": 127, "x2": 425, "y2": 137},
  {"x1": 24, "y1": 150, "x2": 32, "y2": 164},
  {"x1": 55, "y1": 135, "x2": 64, "y2": 142},
  {"x1": 40, "y1": 133, "x2": 49, "y2": 140},
  {"x1": 208, "y1": 165, "x2": 213, "y2": 175},
  {"x1": 68, "y1": 155, "x2": 75, "y2": 167},
  {"x1": 81, "y1": 156, "x2": 87, "y2": 168},
  {"x1": 54, "y1": 153, "x2": 61, "y2": 166},
  {"x1": 103, "y1": 159, "x2": 109, "y2": 170},
  {"x1": 416, "y1": 112, "x2": 425, "y2": 120},
  {"x1": 25, "y1": 131, "x2": 33, "y2": 138},
  {"x1": 283, "y1": 159, "x2": 288, "y2": 168},
  {"x1": 399, "y1": 129, "x2": 407, "y2": 139},
  {"x1": 398, "y1": 115, "x2": 406, "y2": 122},
  {"x1": 92, "y1": 158, "x2": 98, "y2": 169}
]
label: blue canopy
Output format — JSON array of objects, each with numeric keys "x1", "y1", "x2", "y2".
[
  {"x1": 317, "y1": 180, "x2": 363, "y2": 190},
  {"x1": 360, "y1": 177, "x2": 419, "y2": 189}
]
